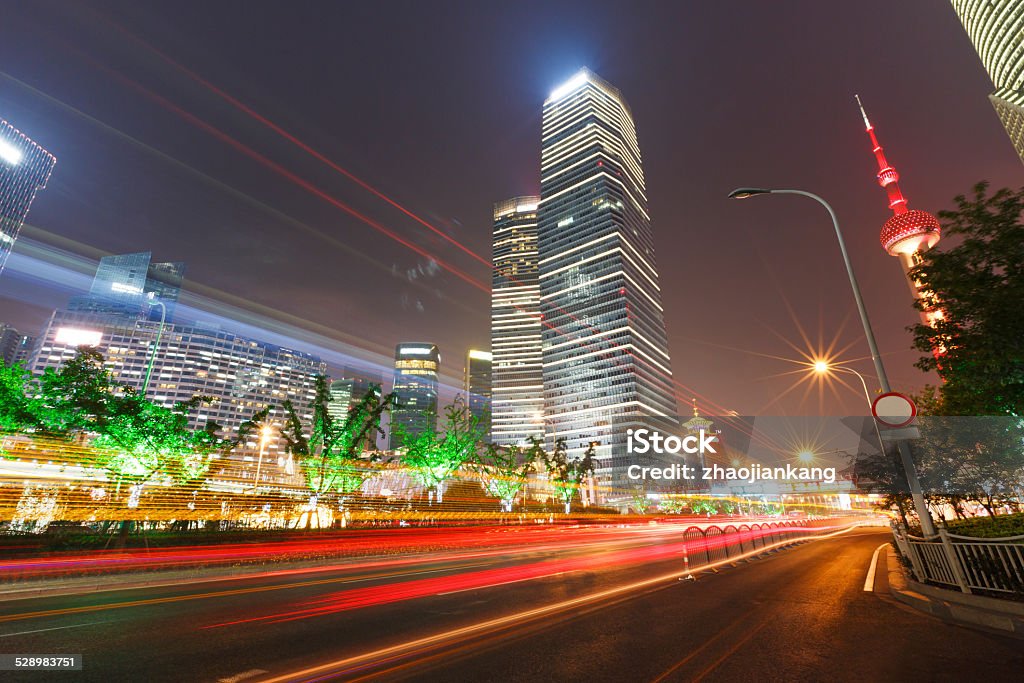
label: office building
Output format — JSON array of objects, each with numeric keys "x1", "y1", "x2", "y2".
[
  {"x1": 29, "y1": 310, "x2": 324, "y2": 454},
  {"x1": 491, "y1": 197, "x2": 545, "y2": 447},
  {"x1": 538, "y1": 69, "x2": 677, "y2": 491},
  {"x1": 389, "y1": 343, "x2": 440, "y2": 449},
  {"x1": 68, "y1": 252, "x2": 185, "y2": 322},
  {"x1": 0, "y1": 324, "x2": 34, "y2": 366},
  {"x1": 464, "y1": 349, "x2": 492, "y2": 429},
  {"x1": 0, "y1": 119, "x2": 56, "y2": 276}
]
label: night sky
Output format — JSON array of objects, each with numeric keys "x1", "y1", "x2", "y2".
[{"x1": 0, "y1": 0, "x2": 1019, "y2": 415}]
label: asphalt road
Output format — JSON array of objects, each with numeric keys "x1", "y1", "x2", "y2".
[{"x1": 0, "y1": 525, "x2": 1020, "y2": 682}]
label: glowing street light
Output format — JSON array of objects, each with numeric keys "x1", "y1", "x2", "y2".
[
  {"x1": 252, "y1": 424, "x2": 275, "y2": 494},
  {"x1": 729, "y1": 186, "x2": 936, "y2": 536},
  {"x1": 797, "y1": 450, "x2": 815, "y2": 464},
  {"x1": 141, "y1": 293, "x2": 167, "y2": 396}
]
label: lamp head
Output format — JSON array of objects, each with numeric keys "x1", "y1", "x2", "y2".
[
  {"x1": 813, "y1": 360, "x2": 830, "y2": 375},
  {"x1": 728, "y1": 187, "x2": 772, "y2": 200}
]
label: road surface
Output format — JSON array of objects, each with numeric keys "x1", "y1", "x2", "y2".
[{"x1": 0, "y1": 525, "x2": 1019, "y2": 681}]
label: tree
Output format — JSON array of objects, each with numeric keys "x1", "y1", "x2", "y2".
[
  {"x1": 909, "y1": 182, "x2": 1024, "y2": 416},
  {"x1": 280, "y1": 375, "x2": 394, "y2": 526},
  {"x1": 477, "y1": 443, "x2": 533, "y2": 512},
  {"x1": 536, "y1": 438, "x2": 596, "y2": 514},
  {"x1": 659, "y1": 496, "x2": 687, "y2": 514},
  {"x1": 397, "y1": 397, "x2": 485, "y2": 505},
  {"x1": 0, "y1": 362, "x2": 36, "y2": 432}
]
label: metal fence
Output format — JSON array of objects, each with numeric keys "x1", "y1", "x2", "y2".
[
  {"x1": 892, "y1": 525, "x2": 1024, "y2": 595},
  {"x1": 679, "y1": 518, "x2": 845, "y2": 573}
]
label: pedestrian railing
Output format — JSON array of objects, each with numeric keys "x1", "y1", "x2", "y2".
[{"x1": 892, "y1": 525, "x2": 1024, "y2": 595}]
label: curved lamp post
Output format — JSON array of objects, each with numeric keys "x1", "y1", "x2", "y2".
[
  {"x1": 141, "y1": 294, "x2": 167, "y2": 396},
  {"x1": 730, "y1": 187, "x2": 936, "y2": 536}
]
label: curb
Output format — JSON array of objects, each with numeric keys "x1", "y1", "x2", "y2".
[{"x1": 885, "y1": 546, "x2": 1024, "y2": 639}]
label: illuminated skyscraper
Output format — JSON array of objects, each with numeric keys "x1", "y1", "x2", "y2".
[
  {"x1": 855, "y1": 96, "x2": 943, "y2": 328},
  {"x1": 491, "y1": 197, "x2": 544, "y2": 447},
  {"x1": 0, "y1": 119, "x2": 56, "y2": 276},
  {"x1": 69, "y1": 252, "x2": 185, "y2": 322},
  {"x1": 389, "y1": 343, "x2": 440, "y2": 449},
  {"x1": 951, "y1": 1, "x2": 1024, "y2": 163},
  {"x1": 539, "y1": 69, "x2": 677, "y2": 489},
  {"x1": 464, "y1": 349, "x2": 492, "y2": 431}
]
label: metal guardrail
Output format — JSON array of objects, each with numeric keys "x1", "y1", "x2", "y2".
[
  {"x1": 679, "y1": 518, "x2": 844, "y2": 573},
  {"x1": 892, "y1": 524, "x2": 1024, "y2": 595}
]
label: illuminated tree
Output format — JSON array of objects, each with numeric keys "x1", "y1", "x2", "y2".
[
  {"x1": 27, "y1": 349, "x2": 240, "y2": 509},
  {"x1": 281, "y1": 375, "x2": 394, "y2": 526},
  {"x1": 536, "y1": 438, "x2": 596, "y2": 514},
  {"x1": 477, "y1": 443, "x2": 533, "y2": 512},
  {"x1": 631, "y1": 489, "x2": 651, "y2": 514},
  {"x1": 397, "y1": 397, "x2": 485, "y2": 505},
  {"x1": 0, "y1": 362, "x2": 35, "y2": 433},
  {"x1": 659, "y1": 497, "x2": 687, "y2": 515}
]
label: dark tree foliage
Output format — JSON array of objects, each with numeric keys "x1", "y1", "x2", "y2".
[{"x1": 909, "y1": 182, "x2": 1024, "y2": 416}]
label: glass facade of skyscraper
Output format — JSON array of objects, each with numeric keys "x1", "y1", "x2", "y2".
[
  {"x1": 491, "y1": 197, "x2": 544, "y2": 447},
  {"x1": 0, "y1": 119, "x2": 56, "y2": 276},
  {"x1": 464, "y1": 349, "x2": 492, "y2": 432},
  {"x1": 69, "y1": 252, "x2": 185, "y2": 322},
  {"x1": 953, "y1": 1, "x2": 1024, "y2": 163},
  {"x1": 538, "y1": 69, "x2": 677, "y2": 490},
  {"x1": 389, "y1": 343, "x2": 440, "y2": 449}
]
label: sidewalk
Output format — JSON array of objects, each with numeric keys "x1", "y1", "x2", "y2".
[{"x1": 885, "y1": 546, "x2": 1024, "y2": 639}]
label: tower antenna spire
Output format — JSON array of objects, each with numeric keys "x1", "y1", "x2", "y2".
[{"x1": 854, "y1": 94, "x2": 871, "y2": 130}]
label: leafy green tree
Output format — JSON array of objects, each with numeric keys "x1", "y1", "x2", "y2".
[
  {"x1": 476, "y1": 443, "x2": 534, "y2": 512},
  {"x1": 535, "y1": 438, "x2": 596, "y2": 514},
  {"x1": 631, "y1": 489, "x2": 651, "y2": 514},
  {"x1": 909, "y1": 182, "x2": 1024, "y2": 416},
  {"x1": 0, "y1": 362, "x2": 36, "y2": 432},
  {"x1": 280, "y1": 376, "x2": 394, "y2": 524},
  {"x1": 27, "y1": 349, "x2": 240, "y2": 507},
  {"x1": 659, "y1": 497, "x2": 687, "y2": 515},
  {"x1": 397, "y1": 397, "x2": 485, "y2": 505}
]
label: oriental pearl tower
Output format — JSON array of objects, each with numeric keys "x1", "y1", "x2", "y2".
[{"x1": 855, "y1": 95, "x2": 943, "y2": 328}]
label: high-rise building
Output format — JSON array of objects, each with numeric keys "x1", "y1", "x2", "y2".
[
  {"x1": 951, "y1": 1, "x2": 1024, "y2": 164},
  {"x1": 855, "y1": 96, "x2": 943, "y2": 328},
  {"x1": 389, "y1": 343, "x2": 440, "y2": 449},
  {"x1": 327, "y1": 373, "x2": 378, "y2": 418},
  {"x1": 538, "y1": 69, "x2": 677, "y2": 490},
  {"x1": 0, "y1": 119, "x2": 56, "y2": 276},
  {"x1": 464, "y1": 349, "x2": 492, "y2": 429},
  {"x1": 69, "y1": 252, "x2": 185, "y2": 322},
  {"x1": 0, "y1": 324, "x2": 34, "y2": 366},
  {"x1": 491, "y1": 197, "x2": 544, "y2": 447},
  {"x1": 29, "y1": 310, "x2": 325, "y2": 455}
]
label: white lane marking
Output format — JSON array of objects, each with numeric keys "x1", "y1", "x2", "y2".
[
  {"x1": 0, "y1": 619, "x2": 109, "y2": 638},
  {"x1": 218, "y1": 670, "x2": 268, "y2": 683},
  {"x1": 863, "y1": 543, "x2": 889, "y2": 592}
]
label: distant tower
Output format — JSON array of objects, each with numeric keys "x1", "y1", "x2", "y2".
[
  {"x1": 389, "y1": 343, "x2": 440, "y2": 449},
  {"x1": 464, "y1": 349, "x2": 492, "y2": 434},
  {"x1": 0, "y1": 119, "x2": 56, "y2": 277},
  {"x1": 950, "y1": 1, "x2": 1024, "y2": 164},
  {"x1": 855, "y1": 96, "x2": 943, "y2": 327}
]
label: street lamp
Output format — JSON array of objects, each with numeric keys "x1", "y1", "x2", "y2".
[
  {"x1": 252, "y1": 424, "x2": 274, "y2": 494},
  {"x1": 730, "y1": 187, "x2": 936, "y2": 536},
  {"x1": 141, "y1": 293, "x2": 167, "y2": 396}
]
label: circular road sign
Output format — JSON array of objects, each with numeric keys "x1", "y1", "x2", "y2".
[{"x1": 872, "y1": 392, "x2": 917, "y2": 428}]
